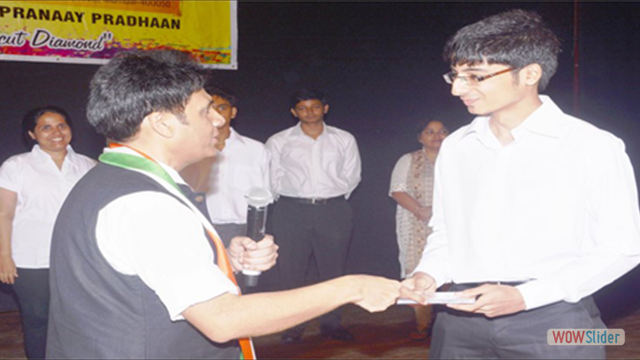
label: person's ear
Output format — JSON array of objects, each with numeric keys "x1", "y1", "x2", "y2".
[
  {"x1": 290, "y1": 108, "x2": 299, "y2": 118},
  {"x1": 28, "y1": 131, "x2": 36, "y2": 140},
  {"x1": 521, "y1": 63, "x2": 543, "y2": 86},
  {"x1": 323, "y1": 104, "x2": 330, "y2": 114},
  {"x1": 231, "y1": 106, "x2": 238, "y2": 120},
  {"x1": 144, "y1": 112, "x2": 175, "y2": 138}
]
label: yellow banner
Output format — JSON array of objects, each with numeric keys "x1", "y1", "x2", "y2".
[{"x1": 0, "y1": 0, "x2": 237, "y2": 69}]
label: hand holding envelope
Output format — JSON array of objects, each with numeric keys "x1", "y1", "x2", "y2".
[{"x1": 398, "y1": 271, "x2": 476, "y2": 305}]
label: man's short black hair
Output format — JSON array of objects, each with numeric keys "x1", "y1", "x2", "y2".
[
  {"x1": 22, "y1": 105, "x2": 73, "y2": 149},
  {"x1": 443, "y1": 9, "x2": 561, "y2": 91},
  {"x1": 87, "y1": 49, "x2": 207, "y2": 142},
  {"x1": 290, "y1": 88, "x2": 327, "y2": 109},
  {"x1": 205, "y1": 83, "x2": 238, "y2": 107}
]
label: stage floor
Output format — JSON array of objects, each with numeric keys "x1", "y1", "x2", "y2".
[{"x1": 1, "y1": 302, "x2": 639, "y2": 359}]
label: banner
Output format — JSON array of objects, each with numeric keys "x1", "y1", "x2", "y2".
[{"x1": 0, "y1": 0, "x2": 237, "y2": 69}]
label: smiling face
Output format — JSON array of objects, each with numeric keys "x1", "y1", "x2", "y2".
[
  {"x1": 29, "y1": 111, "x2": 72, "y2": 155},
  {"x1": 290, "y1": 99, "x2": 328, "y2": 125},
  {"x1": 419, "y1": 120, "x2": 449, "y2": 152},
  {"x1": 450, "y1": 60, "x2": 528, "y2": 117}
]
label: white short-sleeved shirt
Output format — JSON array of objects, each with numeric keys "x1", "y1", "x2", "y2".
[
  {"x1": 96, "y1": 147, "x2": 239, "y2": 321},
  {"x1": 0, "y1": 145, "x2": 96, "y2": 268}
]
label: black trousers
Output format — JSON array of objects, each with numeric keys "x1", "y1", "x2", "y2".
[
  {"x1": 272, "y1": 197, "x2": 353, "y2": 333},
  {"x1": 429, "y1": 283, "x2": 606, "y2": 359},
  {"x1": 13, "y1": 268, "x2": 49, "y2": 359}
]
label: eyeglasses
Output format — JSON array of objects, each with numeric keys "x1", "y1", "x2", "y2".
[{"x1": 443, "y1": 68, "x2": 515, "y2": 86}]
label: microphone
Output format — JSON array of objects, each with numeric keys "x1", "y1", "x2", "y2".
[{"x1": 243, "y1": 187, "x2": 273, "y2": 287}]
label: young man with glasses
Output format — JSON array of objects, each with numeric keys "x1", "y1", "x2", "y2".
[{"x1": 400, "y1": 9, "x2": 640, "y2": 359}]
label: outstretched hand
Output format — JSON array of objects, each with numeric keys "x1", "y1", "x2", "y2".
[
  {"x1": 350, "y1": 275, "x2": 402, "y2": 313},
  {"x1": 227, "y1": 235, "x2": 278, "y2": 273}
]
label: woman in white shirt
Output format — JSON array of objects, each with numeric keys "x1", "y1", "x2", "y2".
[
  {"x1": 0, "y1": 106, "x2": 96, "y2": 359},
  {"x1": 389, "y1": 119, "x2": 448, "y2": 341}
]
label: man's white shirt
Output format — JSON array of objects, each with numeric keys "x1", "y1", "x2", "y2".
[
  {"x1": 204, "y1": 128, "x2": 270, "y2": 224},
  {"x1": 96, "y1": 147, "x2": 238, "y2": 321},
  {"x1": 414, "y1": 96, "x2": 640, "y2": 310},
  {"x1": 266, "y1": 121, "x2": 361, "y2": 199}
]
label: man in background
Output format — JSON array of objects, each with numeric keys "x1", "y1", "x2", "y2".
[{"x1": 266, "y1": 89, "x2": 362, "y2": 344}]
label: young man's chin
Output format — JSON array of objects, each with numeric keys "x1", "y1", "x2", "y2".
[{"x1": 466, "y1": 106, "x2": 490, "y2": 116}]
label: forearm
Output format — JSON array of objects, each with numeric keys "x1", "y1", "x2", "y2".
[
  {"x1": 0, "y1": 216, "x2": 13, "y2": 259},
  {"x1": 184, "y1": 275, "x2": 376, "y2": 343},
  {"x1": 518, "y1": 250, "x2": 640, "y2": 310},
  {"x1": 391, "y1": 192, "x2": 423, "y2": 214}
]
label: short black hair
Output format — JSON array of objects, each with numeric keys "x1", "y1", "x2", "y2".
[
  {"x1": 289, "y1": 88, "x2": 327, "y2": 109},
  {"x1": 443, "y1": 9, "x2": 561, "y2": 91},
  {"x1": 22, "y1": 105, "x2": 72, "y2": 149},
  {"x1": 87, "y1": 49, "x2": 207, "y2": 142},
  {"x1": 205, "y1": 83, "x2": 238, "y2": 107}
]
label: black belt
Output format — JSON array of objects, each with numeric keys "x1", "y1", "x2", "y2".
[
  {"x1": 280, "y1": 195, "x2": 345, "y2": 205},
  {"x1": 452, "y1": 281, "x2": 527, "y2": 289}
]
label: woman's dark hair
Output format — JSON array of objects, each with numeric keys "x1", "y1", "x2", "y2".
[
  {"x1": 416, "y1": 118, "x2": 449, "y2": 136},
  {"x1": 21, "y1": 105, "x2": 72, "y2": 149}
]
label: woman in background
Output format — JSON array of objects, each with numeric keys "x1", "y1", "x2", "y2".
[
  {"x1": 389, "y1": 118, "x2": 449, "y2": 341},
  {"x1": 0, "y1": 106, "x2": 96, "y2": 359}
]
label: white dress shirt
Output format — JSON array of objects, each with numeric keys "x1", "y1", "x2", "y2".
[
  {"x1": 266, "y1": 121, "x2": 361, "y2": 199},
  {"x1": 96, "y1": 147, "x2": 238, "y2": 321},
  {"x1": 203, "y1": 128, "x2": 270, "y2": 224},
  {"x1": 0, "y1": 145, "x2": 96, "y2": 268},
  {"x1": 414, "y1": 96, "x2": 640, "y2": 310}
]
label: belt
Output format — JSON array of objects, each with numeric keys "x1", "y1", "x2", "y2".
[
  {"x1": 452, "y1": 281, "x2": 527, "y2": 289},
  {"x1": 280, "y1": 195, "x2": 345, "y2": 205}
]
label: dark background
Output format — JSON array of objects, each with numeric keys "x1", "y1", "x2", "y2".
[{"x1": 1, "y1": 2, "x2": 639, "y2": 320}]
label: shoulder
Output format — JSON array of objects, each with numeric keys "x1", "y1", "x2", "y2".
[
  {"x1": 325, "y1": 125, "x2": 358, "y2": 149},
  {"x1": 237, "y1": 133, "x2": 267, "y2": 151},
  {"x1": 106, "y1": 190, "x2": 191, "y2": 214},
  {"x1": 266, "y1": 125, "x2": 296, "y2": 148},
  {"x1": 326, "y1": 124, "x2": 355, "y2": 139},
  {"x1": 74, "y1": 153, "x2": 98, "y2": 168},
  {"x1": 392, "y1": 152, "x2": 412, "y2": 169},
  {"x1": 560, "y1": 114, "x2": 626, "y2": 150},
  {"x1": 0, "y1": 152, "x2": 33, "y2": 171}
]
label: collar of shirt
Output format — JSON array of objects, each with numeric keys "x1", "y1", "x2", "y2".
[
  {"x1": 32, "y1": 144, "x2": 81, "y2": 167},
  {"x1": 102, "y1": 146, "x2": 188, "y2": 187},
  {"x1": 222, "y1": 127, "x2": 246, "y2": 150},
  {"x1": 461, "y1": 95, "x2": 563, "y2": 148},
  {"x1": 292, "y1": 121, "x2": 333, "y2": 140}
]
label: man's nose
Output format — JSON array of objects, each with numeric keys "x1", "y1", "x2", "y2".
[
  {"x1": 212, "y1": 112, "x2": 226, "y2": 128},
  {"x1": 450, "y1": 77, "x2": 469, "y2": 97}
]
